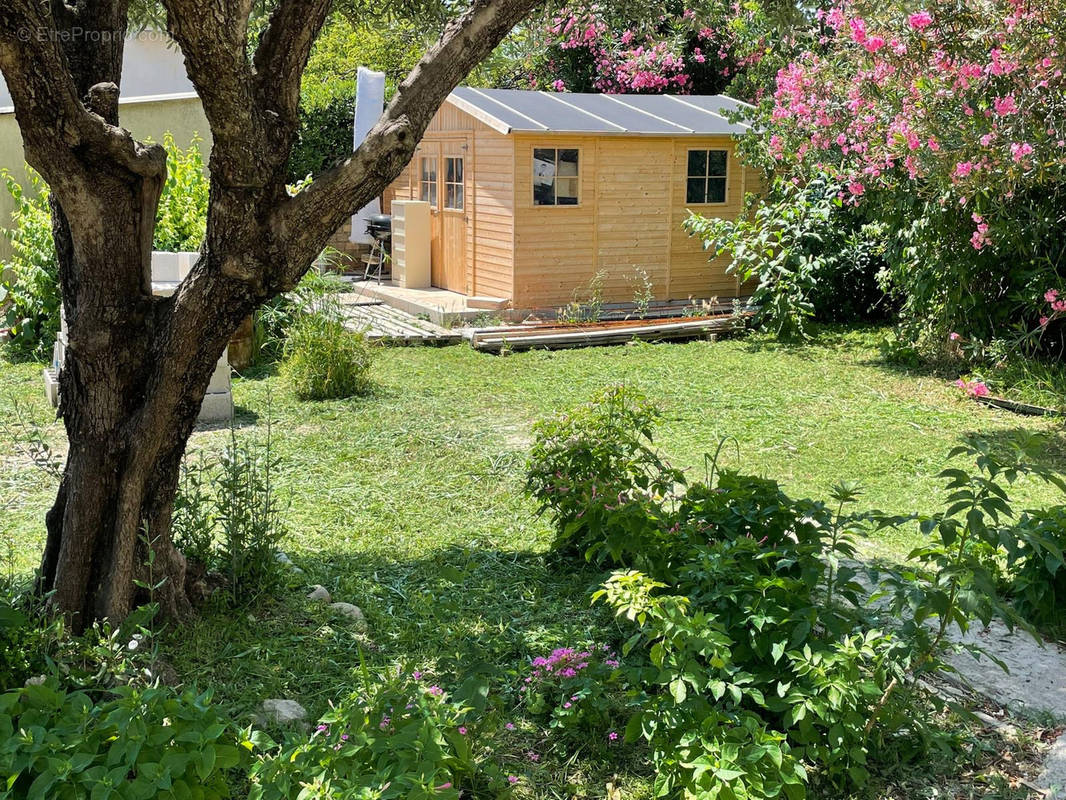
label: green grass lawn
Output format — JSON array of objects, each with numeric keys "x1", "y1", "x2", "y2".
[{"x1": 2, "y1": 325, "x2": 1063, "y2": 796}]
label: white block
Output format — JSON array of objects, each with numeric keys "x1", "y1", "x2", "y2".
[
  {"x1": 42, "y1": 367, "x2": 59, "y2": 407},
  {"x1": 207, "y1": 352, "x2": 231, "y2": 394},
  {"x1": 151, "y1": 251, "x2": 199, "y2": 283},
  {"x1": 197, "y1": 391, "x2": 233, "y2": 423}
]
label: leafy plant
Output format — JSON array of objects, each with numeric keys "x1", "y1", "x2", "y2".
[
  {"x1": 172, "y1": 421, "x2": 289, "y2": 605},
  {"x1": 520, "y1": 644, "x2": 623, "y2": 737},
  {"x1": 684, "y1": 175, "x2": 886, "y2": 340},
  {"x1": 252, "y1": 268, "x2": 349, "y2": 364},
  {"x1": 214, "y1": 424, "x2": 288, "y2": 604},
  {"x1": 525, "y1": 384, "x2": 684, "y2": 563},
  {"x1": 556, "y1": 269, "x2": 607, "y2": 325},
  {"x1": 153, "y1": 133, "x2": 209, "y2": 253},
  {"x1": 531, "y1": 388, "x2": 1063, "y2": 799},
  {"x1": 0, "y1": 170, "x2": 60, "y2": 360},
  {"x1": 281, "y1": 314, "x2": 374, "y2": 401},
  {"x1": 248, "y1": 673, "x2": 498, "y2": 799},
  {"x1": 629, "y1": 267, "x2": 655, "y2": 319},
  {"x1": 0, "y1": 681, "x2": 248, "y2": 799}
]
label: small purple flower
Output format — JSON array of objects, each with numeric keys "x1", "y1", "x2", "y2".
[
  {"x1": 505, "y1": 722, "x2": 516, "y2": 730},
  {"x1": 341, "y1": 734, "x2": 349, "y2": 741},
  {"x1": 427, "y1": 685, "x2": 443, "y2": 697},
  {"x1": 608, "y1": 731, "x2": 619, "y2": 741},
  {"x1": 379, "y1": 716, "x2": 391, "y2": 730},
  {"x1": 435, "y1": 783, "x2": 452, "y2": 791},
  {"x1": 413, "y1": 670, "x2": 423, "y2": 680},
  {"x1": 527, "y1": 751, "x2": 540, "y2": 762},
  {"x1": 315, "y1": 724, "x2": 329, "y2": 734},
  {"x1": 508, "y1": 775, "x2": 519, "y2": 785},
  {"x1": 458, "y1": 726, "x2": 467, "y2": 735},
  {"x1": 563, "y1": 702, "x2": 571, "y2": 709}
]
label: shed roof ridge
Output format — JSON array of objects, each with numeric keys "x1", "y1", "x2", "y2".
[
  {"x1": 598, "y1": 93, "x2": 694, "y2": 133},
  {"x1": 665, "y1": 95, "x2": 751, "y2": 130},
  {"x1": 536, "y1": 91, "x2": 627, "y2": 131},
  {"x1": 464, "y1": 87, "x2": 550, "y2": 131}
]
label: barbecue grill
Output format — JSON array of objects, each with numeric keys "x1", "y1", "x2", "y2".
[
  {"x1": 366, "y1": 214, "x2": 392, "y2": 243},
  {"x1": 362, "y1": 213, "x2": 392, "y2": 282}
]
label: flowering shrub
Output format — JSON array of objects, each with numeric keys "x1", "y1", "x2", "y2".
[
  {"x1": 249, "y1": 675, "x2": 511, "y2": 799},
  {"x1": 525, "y1": 2, "x2": 773, "y2": 95},
  {"x1": 521, "y1": 644, "x2": 623, "y2": 735},
  {"x1": 954, "y1": 377, "x2": 990, "y2": 397},
  {"x1": 754, "y1": 0, "x2": 1066, "y2": 349}
]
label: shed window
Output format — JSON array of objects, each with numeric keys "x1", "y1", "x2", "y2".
[
  {"x1": 686, "y1": 149, "x2": 727, "y2": 204},
  {"x1": 444, "y1": 157, "x2": 464, "y2": 210},
  {"x1": 533, "y1": 148, "x2": 579, "y2": 206},
  {"x1": 419, "y1": 157, "x2": 437, "y2": 207}
]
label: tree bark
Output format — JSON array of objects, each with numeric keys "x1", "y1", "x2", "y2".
[{"x1": 0, "y1": 0, "x2": 543, "y2": 631}]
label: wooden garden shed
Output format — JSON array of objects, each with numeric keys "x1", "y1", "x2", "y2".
[{"x1": 383, "y1": 88, "x2": 758, "y2": 311}]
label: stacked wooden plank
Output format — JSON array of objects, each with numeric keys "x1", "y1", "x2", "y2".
[
  {"x1": 467, "y1": 313, "x2": 750, "y2": 353},
  {"x1": 342, "y1": 302, "x2": 462, "y2": 346}
]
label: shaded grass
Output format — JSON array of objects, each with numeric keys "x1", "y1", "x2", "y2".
[{"x1": 2, "y1": 325, "x2": 1064, "y2": 797}]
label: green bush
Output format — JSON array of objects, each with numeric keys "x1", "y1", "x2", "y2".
[
  {"x1": 0, "y1": 170, "x2": 60, "y2": 361},
  {"x1": 530, "y1": 388, "x2": 1064, "y2": 799},
  {"x1": 252, "y1": 268, "x2": 349, "y2": 364},
  {"x1": 153, "y1": 133, "x2": 209, "y2": 253},
  {"x1": 684, "y1": 176, "x2": 888, "y2": 340},
  {"x1": 525, "y1": 384, "x2": 684, "y2": 564},
  {"x1": 0, "y1": 681, "x2": 247, "y2": 799},
  {"x1": 248, "y1": 674, "x2": 497, "y2": 799},
  {"x1": 281, "y1": 314, "x2": 373, "y2": 401},
  {"x1": 288, "y1": 87, "x2": 354, "y2": 184}
]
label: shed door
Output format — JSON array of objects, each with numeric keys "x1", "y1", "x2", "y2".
[{"x1": 421, "y1": 139, "x2": 469, "y2": 293}]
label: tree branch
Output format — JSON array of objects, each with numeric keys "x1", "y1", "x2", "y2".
[
  {"x1": 0, "y1": 1, "x2": 164, "y2": 195},
  {"x1": 253, "y1": 0, "x2": 334, "y2": 127},
  {"x1": 160, "y1": 0, "x2": 268, "y2": 185},
  {"x1": 275, "y1": 0, "x2": 542, "y2": 283}
]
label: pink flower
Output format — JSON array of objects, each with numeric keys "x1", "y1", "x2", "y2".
[
  {"x1": 1040, "y1": 316, "x2": 1050, "y2": 327},
  {"x1": 1010, "y1": 142, "x2": 1034, "y2": 162},
  {"x1": 508, "y1": 776, "x2": 519, "y2": 785},
  {"x1": 427, "y1": 685, "x2": 443, "y2": 697},
  {"x1": 458, "y1": 726, "x2": 467, "y2": 735},
  {"x1": 1045, "y1": 289, "x2": 1060, "y2": 303},
  {"x1": 436, "y1": 783, "x2": 453, "y2": 791},
  {"x1": 908, "y1": 10, "x2": 933, "y2": 29},
  {"x1": 847, "y1": 180, "x2": 865, "y2": 196},
  {"x1": 949, "y1": 332, "x2": 961, "y2": 341},
  {"x1": 993, "y1": 95, "x2": 1018, "y2": 116},
  {"x1": 864, "y1": 36, "x2": 886, "y2": 52},
  {"x1": 551, "y1": 79, "x2": 566, "y2": 92},
  {"x1": 954, "y1": 161, "x2": 974, "y2": 178},
  {"x1": 608, "y1": 731, "x2": 619, "y2": 741},
  {"x1": 412, "y1": 670, "x2": 423, "y2": 680},
  {"x1": 505, "y1": 722, "x2": 516, "y2": 730}
]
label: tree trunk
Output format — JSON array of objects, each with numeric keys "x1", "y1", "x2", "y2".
[{"x1": 2, "y1": 0, "x2": 545, "y2": 632}]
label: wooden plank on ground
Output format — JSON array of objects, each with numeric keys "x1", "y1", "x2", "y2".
[{"x1": 470, "y1": 315, "x2": 745, "y2": 352}]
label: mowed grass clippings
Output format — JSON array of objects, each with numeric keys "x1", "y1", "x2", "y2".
[{"x1": 2, "y1": 325, "x2": 1064, "y2": 797}]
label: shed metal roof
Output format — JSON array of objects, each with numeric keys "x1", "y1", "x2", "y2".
[{"x1": 447, "y1": 87, "x2": 753, "y2": 136}]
